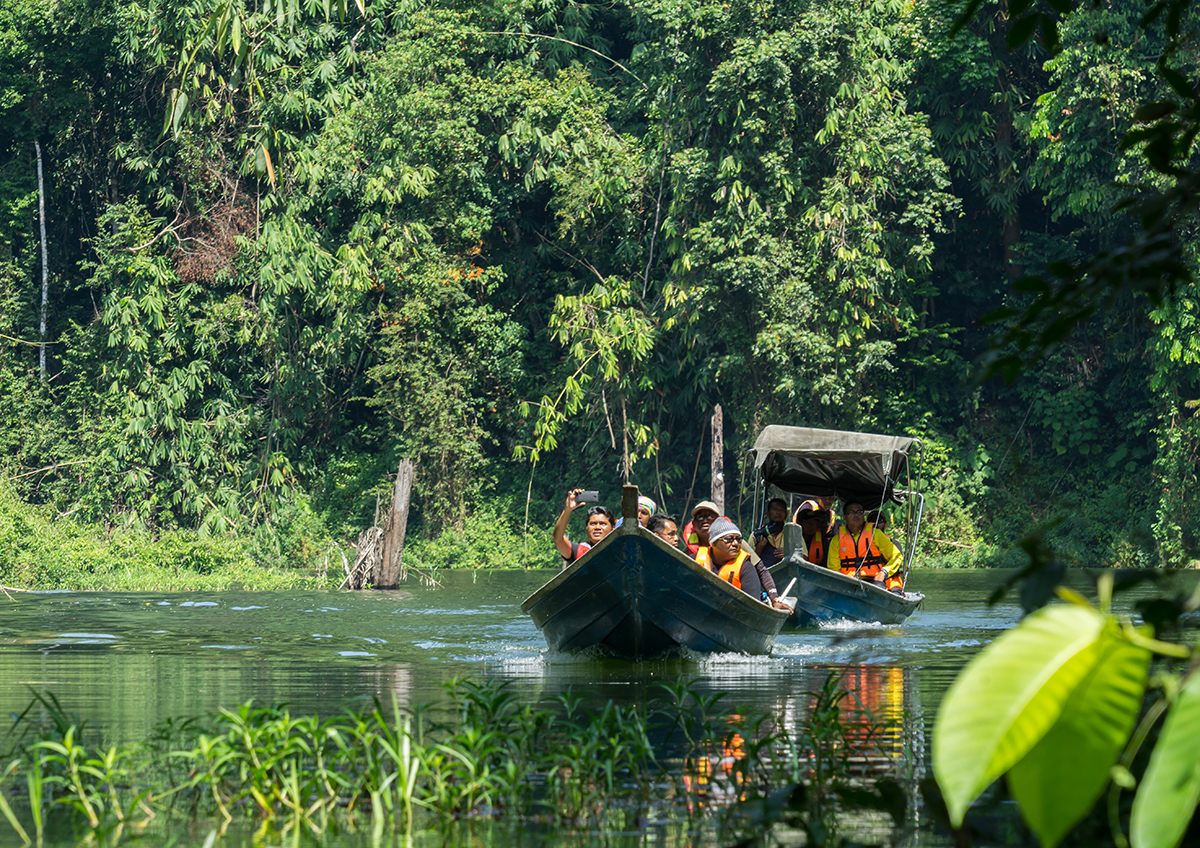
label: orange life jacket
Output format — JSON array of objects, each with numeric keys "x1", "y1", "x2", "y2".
[
  {"x1": 838, "y1": 525, "x2": 903, "y2": 591},
  {"x1": 717, "y1": 550, "x2": 749, "y2": 589},
  {"x1": 807, "y1": 531, "x2": 827, "y2": 566},
  {"x1": 695, "y1": 547, "x2": 748, "y2": 589}
]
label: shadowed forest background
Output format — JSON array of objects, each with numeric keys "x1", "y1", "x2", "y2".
[{"x1": 0, "y1": 0, "x2": 1197, "y2": 585}]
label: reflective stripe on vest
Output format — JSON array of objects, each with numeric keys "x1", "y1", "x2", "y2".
[
  {"x1": 838, "y1": 525, "x2": 886, "y2": 577},
  {"x1": 683, "y1": 521, "x2": 702, "y2": 555}
]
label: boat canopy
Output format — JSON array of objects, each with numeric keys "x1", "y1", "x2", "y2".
[{"x1": 749, "y1": 425, "x2": 919, "y2": 509}]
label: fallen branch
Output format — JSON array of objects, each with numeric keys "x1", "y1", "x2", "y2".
[
  {"x1": 930, "y1": 538, "x2": 977, "y2": 550},
  {"x1": 7, "y1": 459, "x2": 96, "y2": 481}
]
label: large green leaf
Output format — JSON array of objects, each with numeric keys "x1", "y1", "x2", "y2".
[
  {"x1": 1007, "y1": 630, "x2": 1150, "y2": 848},
  {"x1": 933, "y1": 603, "x2": 1108, "y2": 825},
  {"x1": 1131, "y1": 672, "x2": 1200, "y2": 848}
]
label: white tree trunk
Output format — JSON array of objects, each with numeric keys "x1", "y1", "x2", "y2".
[
  {"x1": 711, "y1": 404, "x2": 724, "y2": 515},
  {"x1": 35, "y1": 139, "x2": 48, "y2": 380}
]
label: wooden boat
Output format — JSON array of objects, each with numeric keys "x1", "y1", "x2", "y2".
[
  {"x1": 769, "y1": 524, "x2": 923, "y2": 626},
  {"x1": 522, "y1": 487, "x2": 789, "y2": 660},
  {"x1": 749, "y1": 425, "x2": 926, "y2": 627}
]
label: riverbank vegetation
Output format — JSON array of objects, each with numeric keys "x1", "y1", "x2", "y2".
[
  {"x1": 0, "y1": 677, "x2": 910, "y2": 846},
  {"x1": 0, "y1": 0, "x2": 1197, "y2": 583}
]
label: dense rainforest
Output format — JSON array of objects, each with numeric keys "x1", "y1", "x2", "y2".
[{"x1": 0, "y1": 0, "x2": 1197, "y2": 586}]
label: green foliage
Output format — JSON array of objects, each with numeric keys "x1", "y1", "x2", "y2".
[
  {"x1": 0, "y1": 482, "x2": 319, "y2": 591},
  {"x1": 0, "y1": 0, "x2": 1193, "y2": 574},
  {"x1": 403, "y1": 499, "x2": 556, "y2": 569},
  {"x1": 932, "y1": 578, "x2": 1198, "y2": 848},
  {"x1": 1131, "y1": 672, "x2": 1200, "y2": 848},
  {"x1": 0, "y1": 676, "x2": 913, "y2": 843}
]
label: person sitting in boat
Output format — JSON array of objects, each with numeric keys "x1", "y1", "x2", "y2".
[
  {"x1": 794, "y1": 494, "x2": 838, "y2": 535},
  {"x1": 796, "y1": 503, "x2": 833, "y2": 566},
  {"x1": 683, "y1": 500, "x2": 720, "y2": 555},
  {"x1": 615, "y1": 494, "x2": 658, "y2": 529},
  {"x1": 554, "y1": 489, "x2": 615, "y2": 568},
  {"x1": 699, "y1": 518, "x2": 793, "y2": 610},
  {"x1": 826, "y1": 501, "x2": 904, "y2": 592},
  {"x1": 646, "y1": 514, "x2": 680, "y2": 547},
  {"x1": 752, "y1": 498, "x2": 788, "y2": 567}
]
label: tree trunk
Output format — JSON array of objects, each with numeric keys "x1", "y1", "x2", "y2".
[
  {"x1": 35, "y1": 139, "x2": 48, "y2": 380},
  {"x1": 711, "y1": 404, "x2": 724, "y2": 515},
  {"x1": 375, "y1": 459, "x2": 415, "y2": 589}
]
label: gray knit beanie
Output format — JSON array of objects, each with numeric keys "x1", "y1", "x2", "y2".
[{"x1": 708, "y1": 517, "x2": 740, "y2": 545}]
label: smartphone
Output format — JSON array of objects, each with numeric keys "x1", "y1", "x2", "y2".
[{"x1": 576, "y1": 490, "x2": 600, "y2": 504}]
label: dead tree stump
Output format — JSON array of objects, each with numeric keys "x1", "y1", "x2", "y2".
[{"x1": 374, "y1": 459, "x2": 415, "y2": 589}]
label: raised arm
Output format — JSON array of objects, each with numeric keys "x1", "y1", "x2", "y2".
[{"x1": 553, "y1": 489, "x2": 583, "y2": 560}]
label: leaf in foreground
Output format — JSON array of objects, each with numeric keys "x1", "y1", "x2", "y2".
[
  {"x1": 1006, "y1": 630, "x2": 1149, "y2": 848},
  {"x1": 933, "y1": 603, "x2": 1113, "y2": 826},
  {"x1": 1131, "y1": 671, "x2": 1200, "y2": 848}
]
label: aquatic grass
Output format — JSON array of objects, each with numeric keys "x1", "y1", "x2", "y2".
[{"x1": 0, "y1": 677, "x2": 915, "y2": 847}]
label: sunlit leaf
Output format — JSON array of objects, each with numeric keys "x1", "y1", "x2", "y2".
[
  {"x1": 933, "y1": 604, "x2": 1108, "y2": 826},
  {"x1": 1131, "y1": 672, "x2": 1200, "y2": 848},
  {"x1": 1007, "y1": 632, "x2": 1149, "y2": 847}
]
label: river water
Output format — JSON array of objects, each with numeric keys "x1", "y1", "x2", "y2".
[{"x1": 0, "y1": 568, "x2": 1192, "y2": 846}]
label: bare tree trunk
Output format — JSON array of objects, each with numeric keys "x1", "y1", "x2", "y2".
[
  {"x1": 35, "y1": 139, "x2": 48, "y2": 381},
  {"x1": 375, "y1": 459, "x2": 415, "y2": 589},
  {"x1": 711, "y1": 404, "x2": 724, "y2": 515},
  {"x1": 621, "y1": 388, "x2": 631, "y2": 484}
]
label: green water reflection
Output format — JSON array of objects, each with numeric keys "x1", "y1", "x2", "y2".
[{"x1": 0, "y1": 568, "x2": 1192, "y2": 847}]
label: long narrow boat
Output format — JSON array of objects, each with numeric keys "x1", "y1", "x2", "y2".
[
  {"x1": 749, "y1": 425, "x2": 926, "y2": 627},
  {"x1": 522, "y1": 487, "x2": 789, "y2": 660}
]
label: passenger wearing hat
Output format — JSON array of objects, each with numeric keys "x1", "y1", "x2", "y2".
[
  {"x1": 795, "y1": 503, "x2": 834, "y2": 566},
  {"x1": 615, "y1": 494, "x2": 659, "y2": 529},
  {"x1": 636, "y1": 495, "x2": 657, "y2": 527},
  {"x1": 681, "y1": 499, "x2": 721, "y2": 556},
  {"x1": 793, "y1": 494, "x2": 838, "y2": 536},
  {"x1": 697, "y1": 517, "x2": 793, "y2": 610}
]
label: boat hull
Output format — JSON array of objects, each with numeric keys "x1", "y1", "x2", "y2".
[
  {"x1": 769, "y1": 525, "x2": 922, "y2": 627},
  {"x1": 522, "y1": 526, "x2": 788, "y2": 660}
]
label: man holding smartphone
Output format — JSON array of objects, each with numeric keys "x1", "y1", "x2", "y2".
[{"x1": 553, "y1": 488, "x2": 615, "y2": 568}]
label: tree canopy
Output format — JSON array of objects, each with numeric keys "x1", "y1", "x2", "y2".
[{"x1": 0, "y1": 0, "x2": 1195, "y2": 569}]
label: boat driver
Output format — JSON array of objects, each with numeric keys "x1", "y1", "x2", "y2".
[
  {"x1": 700, "y1": 518, "x2": 793, "y2": 611},
  {"x1": 826, "y1": 501, "x2": 904, "y2": 592}
]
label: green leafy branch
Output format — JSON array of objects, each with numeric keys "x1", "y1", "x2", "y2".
[{"x1": 933, "y1": 574, "x2": 1200, "y2": 848}]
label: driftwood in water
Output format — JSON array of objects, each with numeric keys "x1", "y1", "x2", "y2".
[
  {"x1": 342, "y1": 527, "x2": 383, "y2": 590},
  {"x1": 375, "y1": 458, "x2": 414, "y2": 589}
]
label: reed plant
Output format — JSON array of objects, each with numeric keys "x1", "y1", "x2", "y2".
[{"x1": 0, "y1": 676, "x2": 914, "y2": 846}]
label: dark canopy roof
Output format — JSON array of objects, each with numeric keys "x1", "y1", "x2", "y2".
[{"x1": 749, "y1": 425, "x2": 920, "y2": 509}]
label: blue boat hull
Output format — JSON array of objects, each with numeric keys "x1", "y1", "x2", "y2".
[
  {"x1": 522, "y1": 526, "x2": 788, "y2": 660},
  {"x1": 769, "y1": 552, "x2": 923, "y2": 628}
]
